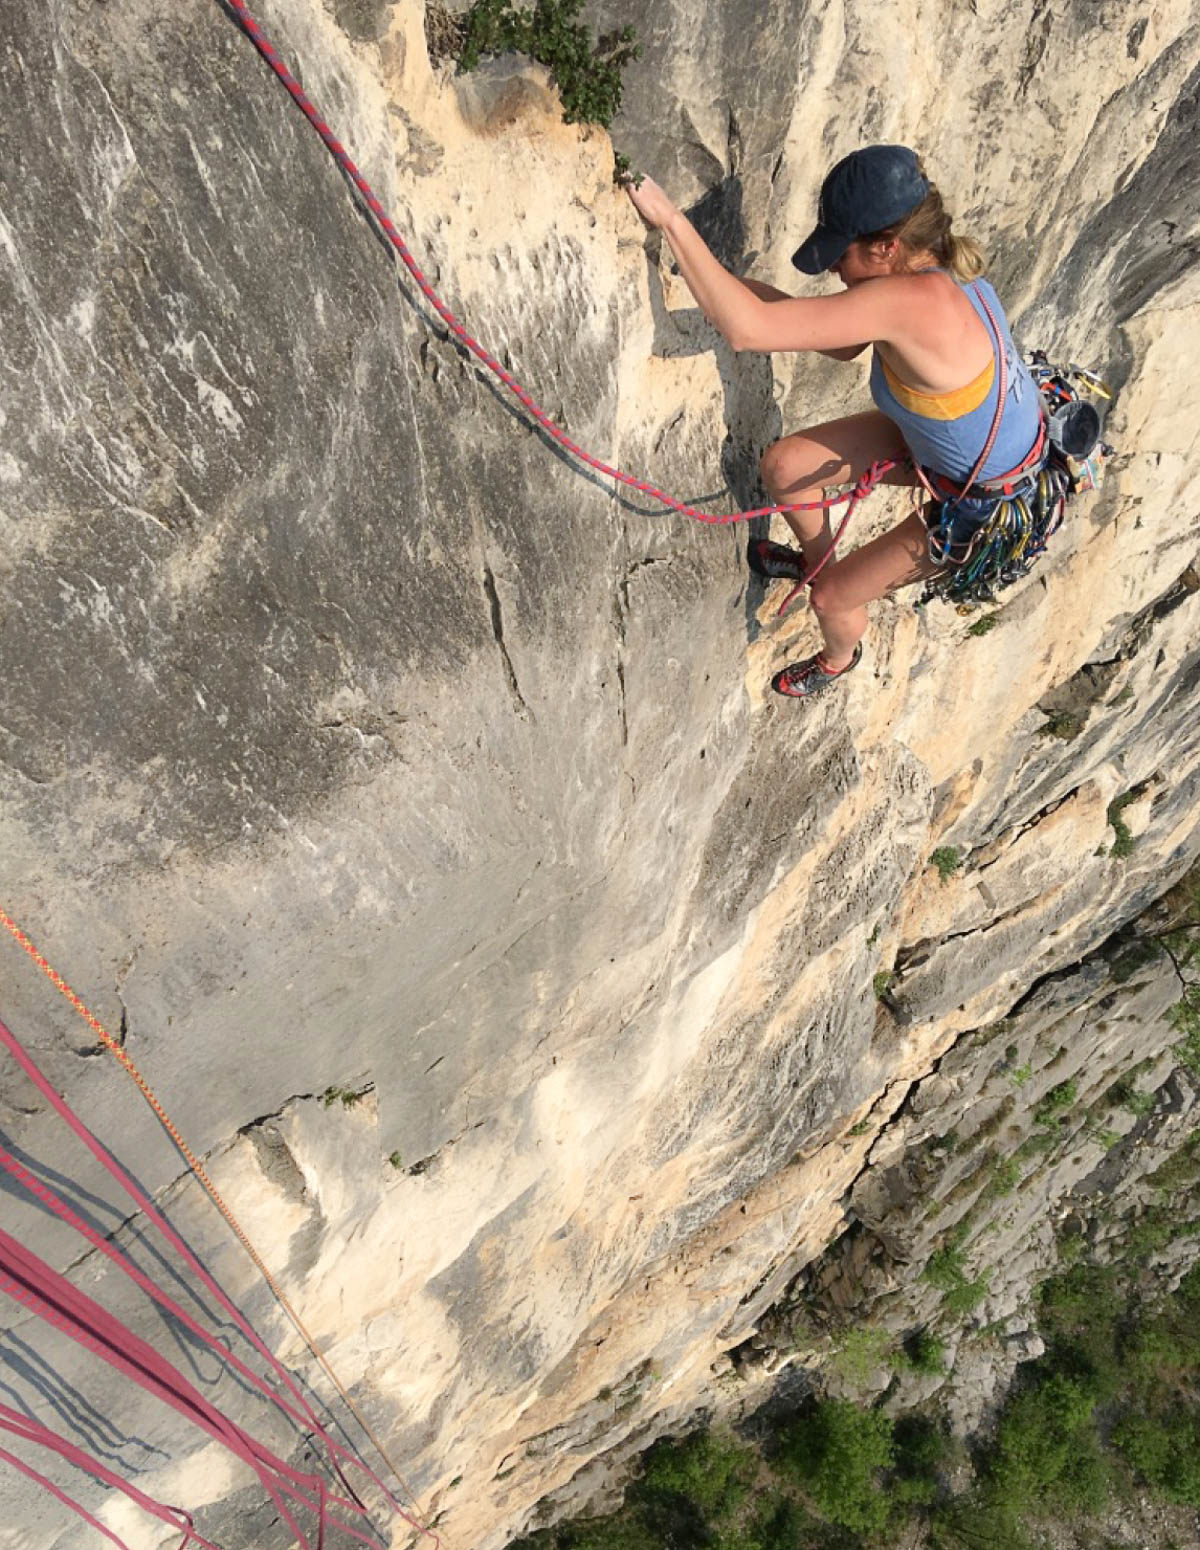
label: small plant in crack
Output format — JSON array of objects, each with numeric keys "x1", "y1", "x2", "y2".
[
  {"x1": 1034, "y1": 1079, "x2": 1077, "y2": 1129},
  {"x1": 1107, "y1": 786, "x2": 1146, "y2": 858},
  {"x1": 322, "y1": 1084, "x2": 372, "y2": 1109},
  {"x1": 930, "y1": 846, "x2": 961, "y2": 884},
  {"x1": 1038, "y1": 707, "x2": 1085, "y2": 740},
  {"x1": 613, "y1": 152, "x2": 643, "y2": 188},
  {"x1": 923, "y1": 1240, "x2": 990, "y2": 1314}
]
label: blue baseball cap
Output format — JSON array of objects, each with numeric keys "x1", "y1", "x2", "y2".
[{"x1": 792, "y1": 146, "x2": 930, "y2": 273}]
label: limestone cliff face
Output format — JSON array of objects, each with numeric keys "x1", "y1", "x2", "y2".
[{"x1": 1, "y1": 1, "x2": 1198, "y2": 1546}]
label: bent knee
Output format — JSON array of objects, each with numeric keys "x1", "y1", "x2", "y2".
[
  {"x1": 809, "y1": 572, "x2": 853, "y2": 616},
  {"x1": 759, "y1": 440, "x2": 789, "y2": 493},
  {"x1": 760, "y1": 438, "x2": 820, "y2": 497}
]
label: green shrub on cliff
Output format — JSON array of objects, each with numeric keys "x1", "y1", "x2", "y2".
[
  {"x1": 455, "y1": 0, "x2": 639, "y2": 128},
  {"x1": 775, "y1": 1400, "x2": 895, "y2": 1534},
  {"x1": 989, "y1": 1373, "x2": 1112, "y2": 1514},
  {"x1": 1111, "y1": 1411, "x2": 1200, "y2": 1506},
  {"x1": 923, "y1": 1238, "x2": 991, "y2": 1315},
  {"x1": 636, "y1": 1428, "x2": 755, "y2": 1526}
]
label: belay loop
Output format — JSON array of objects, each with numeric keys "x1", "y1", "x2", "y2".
[{"x1": 921, "y1": 351, "x2": 1114, "y2": 610}]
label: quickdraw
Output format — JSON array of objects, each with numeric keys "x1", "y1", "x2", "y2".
[{"x1": 921, "y1": 351, "x2": 1114, "y2": 609}]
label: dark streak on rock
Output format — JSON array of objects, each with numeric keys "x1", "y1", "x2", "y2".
[{"x1": 482, "y1": 562, "x2": 530, "y2": 719}]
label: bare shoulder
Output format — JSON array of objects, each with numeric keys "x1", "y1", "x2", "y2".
[
  {"x1": 873, "y1": 271, "x2": 976, "y2": 343},
  {"x1": 873, "y1": 270, "x2": 962, "y2": 314}
]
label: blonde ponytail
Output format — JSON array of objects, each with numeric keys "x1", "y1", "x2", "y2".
[
  {"x1": 944, "y1": 230, "x2": 986, "y2": 281},
  {"x1": 863, "y1": 161, "x2": 987, "y2": 280}
]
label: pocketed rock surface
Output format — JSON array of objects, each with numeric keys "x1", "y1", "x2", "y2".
[{"x1": 1, "y1": 1, "x2": 1199, "y2": 1546}]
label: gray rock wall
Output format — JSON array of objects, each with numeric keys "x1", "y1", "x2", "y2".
[{"x1": 1, "y1": 1, "x2": 1199, "y2": 1546}]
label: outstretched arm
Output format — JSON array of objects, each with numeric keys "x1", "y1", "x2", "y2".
[
  {"x1": 740, "y1": 277, "x2": 868, "y2": 359},
  {"x1": 626, "y1": 176, "x2": 881, "y2": 356}
]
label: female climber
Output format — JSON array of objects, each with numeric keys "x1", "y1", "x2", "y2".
[{"x1": 624, "y1": 145, "x2": 1048, "y2": 699}]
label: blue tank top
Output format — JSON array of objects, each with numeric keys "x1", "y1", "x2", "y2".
[{"x1": 869, "y1": 277, "x2": 1042, "y2": 484}]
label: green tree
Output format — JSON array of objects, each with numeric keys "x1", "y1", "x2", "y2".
[{"x1": 776, "y1": 1399, "x2": 895, "y2": 1534}]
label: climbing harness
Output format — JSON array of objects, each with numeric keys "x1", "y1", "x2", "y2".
[
  {"x1": 0, "y1": 908, "x2": 442, "y2": 1549},
  {"x1": 915, "y1": 296, "x2": 1113, "y2": 609}
]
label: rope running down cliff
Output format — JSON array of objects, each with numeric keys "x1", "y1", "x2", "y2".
[
  {"x1": 217, "y1": 0, "x2": 899, "y2": 586},
  {"x1": 0, "y1": 906, "x2": 442, "y2": 1548}
]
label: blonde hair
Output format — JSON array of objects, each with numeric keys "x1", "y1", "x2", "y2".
[{"x1": 862, "y1": 163, "x2": 986, "y2": 281}]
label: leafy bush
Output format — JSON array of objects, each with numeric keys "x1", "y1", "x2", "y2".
[
  {"x1": 1033, "y1": 1079, "x2": 1077, "y2": 1128},
  {"x1": 1112, "y1": 1410, "x2": 1200, "y2": 1506},
  {"x1": 943, "y1": 1274, "x2": 990, "y2": 1316},
  {"x1": 830, "y1": 1326, "x2": 892, "y2": 1385},
  {"x1": 456, "y1": 0, "x2": 639, "y2": 128},
  {"x1": 1104, "y1": 1075, "x2": 1155, "y2": 1116},
  {"x1": 979, "y1": 1156, "x2": 1022, "y2": 1203},
  {"x1": 924, "y1": 1242, "x2": 970, "y2": 1292},
  {"x1": 890, "y1": 1415, "x2": 949, "y2": 1508},
  {"x1": 1106, "y1": 787, "x2": 1144, "y2": 858},
  {"x1": 923, "y1": 1239, "x2": 990, "y2": 1314},
  {"x1": 929, "y1": 1491, "x2": 1040, "y2": 1550},
  {"x1": 776, "y1": 1399, "x2": 895, "y2": 1534},
  {"x1": 635, "y1": 1429, "x2": 755, "y2": 1524},
  {"x1": 931, "y1": 847, "x2": 961, "y2": 883},
  {"x1": 900, "y1": 1328, "x2": 948, "y2": 1376},
  {"x1": 989, "y1": 1372, "x2": 1112, "y2": 1514}
]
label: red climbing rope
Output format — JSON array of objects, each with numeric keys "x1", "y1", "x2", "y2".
[
  {"x1": 0, "y1": 1225, "x2": 333, "y2": 1549},
  {"x1": 218, "y1": 0, "x2": 898, "y2": 573},
  {"x1": 0, "y1": 1429, "x2": 142, "y2": 1550},
  {"x1": 0, "y1": 1014, "x2": 418, "y2": 1548},
  {"x1": 0, "y1": 1017, "x2": 427, "y2": 1538},
  {"x1": 0, "y1": 1399, "x2": 216, "y2": 1550},
  {"x1": 0, "y1": 910, "x2": 441, "y2": 1547}
]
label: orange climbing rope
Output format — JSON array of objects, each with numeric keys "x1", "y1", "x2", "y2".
[{"x1": 0, "y1": 905, "x2": 441, "y2": 1546}]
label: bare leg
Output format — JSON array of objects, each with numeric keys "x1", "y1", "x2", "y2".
[
  {"x1": 760, "y1": 410, "x2": 915, "y2": 572},
  {"x1": 808, "y1": 511, "x2": 945, "y2": 669}
]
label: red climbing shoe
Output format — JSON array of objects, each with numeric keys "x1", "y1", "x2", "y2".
[
  {"x1": 771, "y1": 643, "x2": 863, "y2": 699},
  {"x1": 746, "y1": 537, "x2": 808, "y2": 583}
]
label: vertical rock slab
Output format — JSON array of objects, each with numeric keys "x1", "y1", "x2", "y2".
[{"x1": 0, "y1": 1, "x2": 1199, "y2": 1546}]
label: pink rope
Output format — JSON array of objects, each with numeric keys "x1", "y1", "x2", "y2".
[
  {"x1": 0, "y1": 1436, "x2": 134, "y2": 1550},
  {"x1": 0, "y1": 1129, "x2": 364, "y2": 1515},
  {"x1": 0, "y1": 1015, "x2": 429, "y2": 1543},
  {"x1": 0, "y1": 1236, "x2": 383, "y2": 1548},
  {"x1": 0, "y1": 1230, "x2": 320, "y2": 1549},
  {"x1": 0, "y1": 1403, "x2": 209, "y2": 1549}
]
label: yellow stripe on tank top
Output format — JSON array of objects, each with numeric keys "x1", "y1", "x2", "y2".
[{"x1": 880, "y1": 355, "x2": 995, "y2": 421}]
